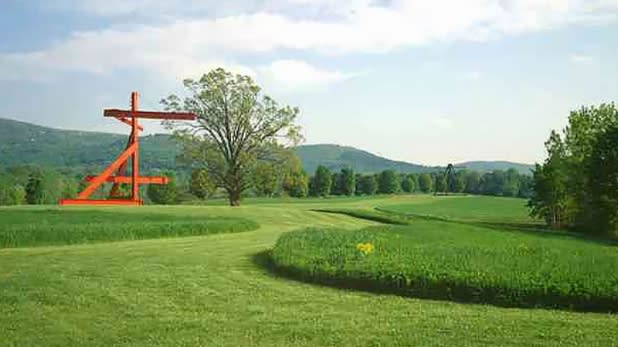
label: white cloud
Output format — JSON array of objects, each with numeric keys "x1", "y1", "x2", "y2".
[
  {"x1": 258, "y1": 60, "x2": 351, "y2": 90},
  {"x1": 2, "y1": 0, "x2": 618, "y2": 84}
]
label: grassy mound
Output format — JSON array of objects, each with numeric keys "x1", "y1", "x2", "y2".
[
  {"x1": 271, "y1": 221, "x2": 618, "y2": 312},
  {"x1": 0, "y1": 209, "x2": 259, "y2": 248}
]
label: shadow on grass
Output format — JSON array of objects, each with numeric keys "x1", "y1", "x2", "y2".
[
  {"x1": 311, "y1": 208, "x2": 411, "y2": 225},
  {"x1": 252, "y1": 250, "x2": 618, "y2": 314}
]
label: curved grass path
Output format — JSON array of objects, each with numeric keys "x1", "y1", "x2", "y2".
[{"x1": 1, "y1": 196, "x2": 618, "y2": 346}]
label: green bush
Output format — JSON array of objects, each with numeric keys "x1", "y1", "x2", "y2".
[
  {"x1": 0, "y1": 209, "x2": 258, "y2": 248},
  {"x1": 147, "y1": 172, "x2": 179, "y2": 204},
  {"x1": 271, "y1": 221, "x2": 618, "y2": 312}
]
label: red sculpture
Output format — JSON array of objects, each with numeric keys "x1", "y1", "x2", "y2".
[{"x1": 60, "y1": 91, "x2": 196, "y2": 206}]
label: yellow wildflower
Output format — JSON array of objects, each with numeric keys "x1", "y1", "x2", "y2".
[{"x1": 356, "y1": 242, "x2": 374, "y2": 255}]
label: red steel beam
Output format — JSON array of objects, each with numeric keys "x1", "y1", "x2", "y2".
[
  {"x1": 104, "y1": 109, "x2": 196, "y2": 120},
  {"x1": 75, "y1": 142, "x2": 137, "y2": 199},
  {"x1": 130, "y1": 92, "x2": 139, "y2": 202},
  {"x1": 85, "y1": 175, "x2": 169, "y2": 184}
]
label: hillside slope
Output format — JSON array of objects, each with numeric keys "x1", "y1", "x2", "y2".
[
  {"x1": 0, "y1": 118, "x2": 179, "y2": 171},
  {"x1": 293, "y1": 144, "x2": 436, "y2": 174},
  {"x1": 0, "y1": 118, "x2": 534, "y2": 175}
]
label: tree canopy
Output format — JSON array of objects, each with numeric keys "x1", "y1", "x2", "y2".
[
  {"x1": 529, "y1": 103, "x2": 618, "y2": 235},
  {"x1": 162, "y1": 68, "x2": 302, "y2": 206}
]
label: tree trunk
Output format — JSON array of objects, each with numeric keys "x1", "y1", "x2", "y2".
[{"x1": 228, "y1": 188, "x2": 241, "y2": 206}]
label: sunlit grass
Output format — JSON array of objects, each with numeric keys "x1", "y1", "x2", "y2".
[
  {"x1": 272, "y1": 219, "x2": 618, "y2": 312},
  {"x1": 1, "y1": 196, "x2": 617, "y2": 346}
]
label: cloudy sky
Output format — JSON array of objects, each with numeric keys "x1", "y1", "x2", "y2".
[{"x1": 1, "y1": 0, "x2": 617, "y2": 165}]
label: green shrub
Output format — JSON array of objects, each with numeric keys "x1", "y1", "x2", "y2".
[
  {"x1": 147, "y1": 172, "x2": 179, "y2": 204},
  {"x1": 271, "y1": 221, "x2": 618, "y2": 312}
]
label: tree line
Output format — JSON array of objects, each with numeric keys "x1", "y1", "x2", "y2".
[
  {"x1": 0, "y1": 160, "x2": 533, "y2": 206},
  {"x1": 305, "y1": 165, "x2": 532, "y2": 198},
  {"x1": 0, "y1": 166, "x2": 80, "y2": 205},
  {"x1": 528, "y1": 103, "x2": 618, "y2": 236}
]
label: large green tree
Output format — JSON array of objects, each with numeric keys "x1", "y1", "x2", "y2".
[
  {"x1": 163, "y1": 68, "x2": 302, "y2": 206},
  {"x1": 528, "y1": 147, "x2": 571, "y2": 229},
  {"x1": 564, "y1": 104, "x2": 618, "y2": 228},
  {"x1": 529, "y1": 103, "x2": 618, "y2": 232},
  {"x1": 581, "y1": 122, "x2": 618, "y2": 235}
]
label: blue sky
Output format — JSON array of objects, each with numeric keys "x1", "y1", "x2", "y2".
[{"x1": 1, "y1": 0, "x2": 617, "y2": 165}]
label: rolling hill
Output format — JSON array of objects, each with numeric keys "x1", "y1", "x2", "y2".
[
  {"x1": 293, "y1": 144, "x2": 437, "y2": 174},
  {"x1": 0, "y1": 118, "x2": 534, "y2": 174},
  {"x1": 0, "y1": 118, "x2": 180, "y2": 172}
]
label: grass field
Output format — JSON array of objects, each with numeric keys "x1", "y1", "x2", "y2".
[{"x1": 1, "y1": 195, "x2": 618, "y2": 346}]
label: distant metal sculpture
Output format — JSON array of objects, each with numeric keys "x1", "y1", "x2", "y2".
[
  {"x1": 59, "y1": 92, "x2": 196, "y2": 206},
  {"x1": 435, "y1": 163, "x2": 465, "y2": 195}
]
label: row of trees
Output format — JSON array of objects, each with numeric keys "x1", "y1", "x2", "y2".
[
  {"x1": 0, "y1": 159, "x2": 533, "y2": 205},
  {"x1": 306, "y1": 165, "x2": 532, "y2": 198},
  {"x1": 528, "y1": 103, "x2": 618, "y2": 236},
  {"x1": 0, "y1": 166, "x2": 80, "y2": 205},
  {"x1": 0, "y1": 154, "x2": 310, "y2": 206}
]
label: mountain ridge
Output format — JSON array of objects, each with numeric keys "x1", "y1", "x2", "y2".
[{"x1": 0, "y1": 118, "x2": 534, "y2": 174}]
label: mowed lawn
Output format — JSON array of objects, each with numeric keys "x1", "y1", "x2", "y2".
[
  {"x1": 379, "y1": 195, "x2": 538, "y2": 224},
  {"x1": 1, "y1": 196, "x2": 618, "y2": 346}
]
